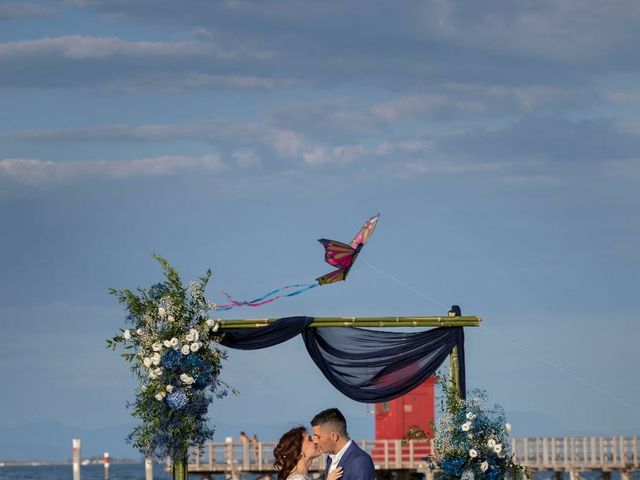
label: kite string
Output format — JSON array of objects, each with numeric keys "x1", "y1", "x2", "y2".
[
  {"x1": 362, "y1": 257, "x2": 449, "y2": 309},
  {"x1": 361, "y1": 255, "x2": 640, "y2": 416},
  {"x1": 215, "y1": 283, "x2": 318, "y2": 311}
]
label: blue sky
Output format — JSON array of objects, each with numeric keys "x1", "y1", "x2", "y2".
[{"x1": 1, "y1": 0, "x2": 640, "y2": 461}]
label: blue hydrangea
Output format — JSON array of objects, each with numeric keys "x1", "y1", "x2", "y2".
[
  {"x1": 167, "y1": 390, "x2": 189, "y2": 410},
  {"x1": 161, "y1": 349, "x2": 182, "y2": 370},
  {"x1": 185, "y1": 354, "x2": 206, "y2": 370},
  {"x1": 441, "y1": 457, "x2": 465, "y2": 476},
  {"x1": 486, "y1": 466, "x2": 503, "y2": 480},
  {"x1": 194, "y1": 372, "x2": 213, "y2": 390}
]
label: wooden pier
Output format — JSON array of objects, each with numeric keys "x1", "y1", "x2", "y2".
[{"x1": 188, "y1": 436, "x2": 639, "y2": 479}]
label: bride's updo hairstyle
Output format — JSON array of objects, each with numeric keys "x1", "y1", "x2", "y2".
[{"x1": 273, "y1": 426, "x2": 306, "y2": 480}]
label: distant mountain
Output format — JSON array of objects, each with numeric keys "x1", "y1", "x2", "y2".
[{"x1": 0, "y1": 421, "x2": 138, "y2": 461}]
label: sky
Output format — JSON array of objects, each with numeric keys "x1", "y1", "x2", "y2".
[{"x1": 1, "y1": 0, "x2": 640, "y2": 461}]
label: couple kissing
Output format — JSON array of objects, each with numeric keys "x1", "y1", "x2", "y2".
[{"x1": 273, "y1": 408, "x2": 376, "y2": 480}]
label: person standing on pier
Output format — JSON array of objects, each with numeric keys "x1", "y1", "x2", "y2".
[
  {"x1": 251, "y1": 433, "x2": 260, "y2": 462},
  {"x1": 240, "y1": 431, "x2": 250, "y2": 465},
  {"x1": 311, "y1": 408, "x2": 375, "y2": 480},
  {"x1": 274, "y1": 426, "x2": 343, "y2": 480}
]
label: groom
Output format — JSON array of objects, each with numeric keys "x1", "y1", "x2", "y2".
[{"x1": 311, "y1": 408, "x2": 376, "y2": 480}]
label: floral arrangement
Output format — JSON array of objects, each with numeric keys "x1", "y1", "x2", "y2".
[
  {"x1": 107, "y1": 254, "x2": 232, "y2": 471},
  {"x1": 407, "y1": 380, "x2": 528, "y2": 480}
]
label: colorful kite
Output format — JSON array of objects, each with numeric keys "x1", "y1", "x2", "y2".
[{"x1": 215, "y1": 214, "x2": 380, "y2": 311}]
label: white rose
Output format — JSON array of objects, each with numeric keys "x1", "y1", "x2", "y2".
[
  {"x1": 152, "y1": 342, "x2": 162, "y2": 352},
  {"x1": 181, "y1": 344, "x2": 191, "y2": 355},
  {"x1": 170, "y1": 337, "x2": 179, "y2": 347},
  {"x1": 143, "y1": 357, "x2": 152, "y2": 368},
  {"x1": 163, "y1": 340, "x2": 172, "y2": 348},
  {"x1": 467, "y1": 433, "x2": 473, "y2": 439},
  {"x1": 152, "y1": 353, "x2": 161, "y2": 365},
  {"x1": 137, "y1": 328, "x2": 144, "y2": 336},
  {"x1": 158, "y1": 307, "x2": 166, "y2": 318},
  {"x1": 487, "y1": 438, "x2": 496, "y2": 448},
  {"x1": 155, "y1": 392, "x2": 166, "y2": 401},
  {"x1": 461, "y1": 421, "x2": 471, "y2": 432},
  {"x1": 466, "y1": 412, "x2": 476, "y2": 420},
  {"x1": 469, "y1": 449, "x2": 478, "y2": 458},
  {"x1": 206, "y1": 319, "x2": 215, "y2": 327},
  {"x1": 480, "y1": 461, "x2": 489, "y2": 472},
  {"x1": 167, "y1": 315, "x2": 175, "y2": 323},
  {"x1": 494, "y1": 444, "x2": 502, "y2": 454},
  {"x1": 190, "y1": 329, "x2": 199, "y2": 341},
  {"x1": 166, "y1": 385, "x2": 174, "y2": 393},
  {"x1": 190, "y1": 342, "x2": 201, "y2": 352},
  {"x1": 123, "y1": 329, "x2": 132, "y2": 340},
  {"x1": 149, "y1": 371, "x2": 157, "y2": 380},
  {"x1": 505, "y1": 423, "x2": 512, "y2": 432},
  {"x1": 154, "y1": 367, "x2": 163, "y2": 376},
  {"x1": 180, "y1": 373, "x2": 195, "y2": 385},
  {"x1": 185, "y1": 332, "x2": 194, "y2": 342}
]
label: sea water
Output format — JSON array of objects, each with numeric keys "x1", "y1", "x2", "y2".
[{"x1": 0, "y1": 465, "x2": 638, "y2": 480}]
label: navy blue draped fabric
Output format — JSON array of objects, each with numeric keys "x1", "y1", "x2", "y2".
[
  {"x1": 219, "y1": 316, "x2": 466, "y2": 401},
  {"x1": 219, "y1": 316, "x2": 313, "y2": 350}
]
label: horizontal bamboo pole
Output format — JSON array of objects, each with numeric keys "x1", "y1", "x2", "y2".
[{"x1": 217, "y1": 316, "x2": 481, "y2": 329}]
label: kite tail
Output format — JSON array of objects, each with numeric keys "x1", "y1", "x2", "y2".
[{"x1": 214, "y1": 283, "x2": 319, "y2": 311}]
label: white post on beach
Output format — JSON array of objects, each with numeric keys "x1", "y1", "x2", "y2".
[
  {"x1": 145, "y1": 457, "x2": 154, "y2": 480},
  {"x1": 72, "y1": 438, "x2": 81, "y2": 480},
  {"x1": 103, "y1": 452, "x2": 110, "y2": 480}
]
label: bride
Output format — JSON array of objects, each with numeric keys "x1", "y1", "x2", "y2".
[{"x1": 274, "y1": 426, "x2": 343, "y2": 480}]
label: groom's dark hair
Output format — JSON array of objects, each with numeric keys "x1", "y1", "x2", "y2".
[{"x1": 311, "y1": 408, "x2": 348, "y2": 437}]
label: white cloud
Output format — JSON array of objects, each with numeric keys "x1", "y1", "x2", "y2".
[
  {"x1": 396, "y1": 158, "x2": 521, "y2": 178},
  {"x1": 5, "y1": 121, "x2": 273, "y2": 144},
  {"x1": 371, "y1": 94, "x2": 486, "y2": 122},
  {"x1": 501, "y1": 174, "x2": 563, "y2": 186},
  {"x1": 232, "y1": 151, "x2": 262, "y2": 168},
  {"x1": 607, "y1": 91, "x2": 640, "y2": 105},
  {"x1": 421, "y1": 0, "x2": 640, "y2": 62},
  {"x1": 268, "y1": 129, "x2": 307, "y2": 157},
  {"x1": 0, "y1": 155, "x2": 227, "y2": 186},
  {"x1": 120, "y1": 73, "x2": 300, "y2": 92},
  {"x1": 0, "y1": 36, "x2": 230, "y2": 60}
]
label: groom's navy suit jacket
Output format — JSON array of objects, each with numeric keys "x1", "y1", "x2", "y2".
[{"x1": 325, "y1": 441, "x2": 376, "y2": 480}]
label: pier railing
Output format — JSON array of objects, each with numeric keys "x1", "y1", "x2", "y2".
[
  {"x1": 189, "y1": 439, "x2": 433, "y2": 473},
  {"x1": 189, "y1": 436, "x2": 640, "y2": 475},
  {"x1": 511, "y1": 436, "x2": 640, "y2": 470}
]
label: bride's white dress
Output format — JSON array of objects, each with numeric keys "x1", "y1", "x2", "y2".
[{"x1": 287, "y1": 474, "x2": 308, "y2": 480}]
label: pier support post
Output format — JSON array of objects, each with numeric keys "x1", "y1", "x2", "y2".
[
  {"x1": 569, "y1": 470, "x2": 580, "y2": 480},
  {"x1": 620, "y1": 471, "x2": 630, "y2": 480},
  {"x1": 103, "y1": 452, "x2": 110, "y2": 480},
  {"x1": 145, "y1": 457, "x2": 153, "y2": 480},
  {"x1": 72, "y1": 438, "x2": 81, "y2": 480},
  {"x1": 602, "y1": 472, "x2": 611, "y2": 480}
]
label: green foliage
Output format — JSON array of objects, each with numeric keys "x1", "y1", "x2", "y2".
[
  {"x1": 108, "y1": 254, "x2": 231, "y2": 460},
  {"x1": 406, "y1": 378, "x2": 529, "y2": 480}
]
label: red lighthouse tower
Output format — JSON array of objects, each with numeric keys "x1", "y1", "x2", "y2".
[{"x1": 373, "y1": 377, "x2": 436, "y2": 463}]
